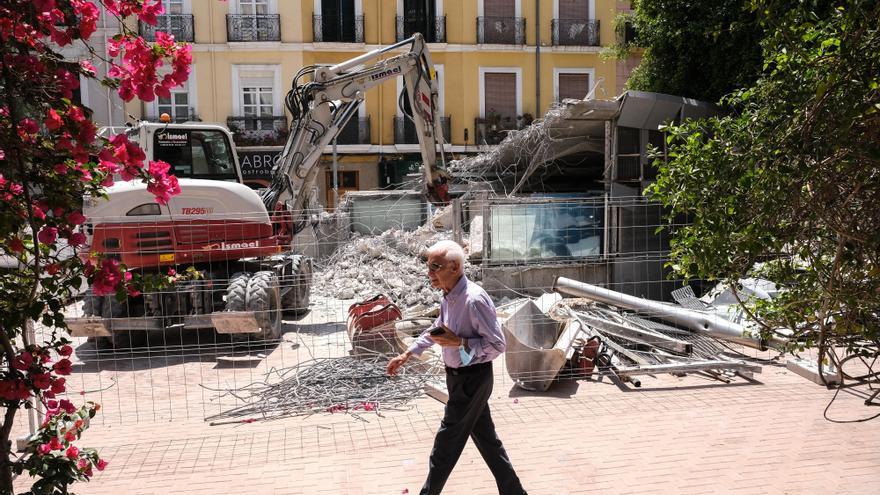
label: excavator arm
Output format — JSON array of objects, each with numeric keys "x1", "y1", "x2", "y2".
[{"x1": 261, "y1": 33, "x2": 450, "y2": 232}]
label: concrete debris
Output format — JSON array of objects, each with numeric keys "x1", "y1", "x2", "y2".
[
  {"x1": 449, "y1": 99, "x2": 616, "y2": 193},
  {"x1": 313, "y1": 223, "x2": 478, "y2": 312}
]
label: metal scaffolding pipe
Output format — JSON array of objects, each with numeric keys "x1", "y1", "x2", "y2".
[{"x1": 553, "y1": 277, "x2": 784, "y2": 350}]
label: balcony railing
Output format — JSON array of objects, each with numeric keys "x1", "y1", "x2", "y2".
[
  {"x1": 394, "y1": 116, "x2": 451, "y2": 144},
  {"x1": 334, "y1": 117, "x2": 370, "y2": 145},
  {"x1": 476, "y1": 16, "x2": 525, "y2": 45},
  {"x1": 551, "y1": 18, "x2": 600, "y2": 46},
  {"x1": 474, "y1": 116, "x2": 524, "y2": 146},
  {"x1": 312, "y1": 15, "x2": 365, "y2": 43},
  {"x1": 144, "y1": 108, "x2": 198, "y2": 123},
  {"x1": 226, "y1": 14, "x2": 281, "y2": 42},
  {"x1": 395, "y1": 16, "x2": 446, "y2": 43},
  {"x1": 227, "y1": 116, "x2": 288, "y2": 146},
  {"x1": 139, "y1": 14, "x2": 194, "y2": 42}
]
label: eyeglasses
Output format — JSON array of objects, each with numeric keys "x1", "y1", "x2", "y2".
[{"x1": 426, "y1": 262, "x2": 445, "y2": 272}]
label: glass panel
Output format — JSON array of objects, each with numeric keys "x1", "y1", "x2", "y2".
[
  {"x1": 349, "y1": 195, "x2": 425, "y2": 235},
  {"x1": 153, "y1": 129, "x2": 237, "y2": 180},
  {"x1": 174, "y1": 93, "x2": 188, "y2": 105},
  {"x1": 489, "y1": 198, "x2": 604, "y2": 262}
]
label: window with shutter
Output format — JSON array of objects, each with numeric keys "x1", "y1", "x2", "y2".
[
  {"x1": 558, "y1": 73, "x2": 590, "y2": 101},
  {"x1": 484, "y1": 0, "x2": 515, "y2": 17},
  {"x1": 484, "y1": 72, "x2": 517, "y2": 119},
  {"x1": 558, "y1": 0, "x2": 588, "y2": 19}
]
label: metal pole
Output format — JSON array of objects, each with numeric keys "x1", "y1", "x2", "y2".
[
  {"x1": 535, "y1": 0, "x2": 540, "y2": 117},
  {"x1": 332, "y1": 137, "x2": 339, "y2": 209},
  {"x1": 553, "y1": 276, "x2": 786, "y2": 350}
]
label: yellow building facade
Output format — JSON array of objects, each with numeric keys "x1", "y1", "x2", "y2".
[{"x1": 130, "y1": 0, "x2": 631, "y2": 206}]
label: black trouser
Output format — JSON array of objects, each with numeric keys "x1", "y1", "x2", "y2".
[{"x1": 420, "y1": 361, "x2": 525, "y2": 495}]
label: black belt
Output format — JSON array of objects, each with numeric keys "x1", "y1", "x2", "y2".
[{"x1": 445, "y1": 361, "x2": 491, "y2": 376}]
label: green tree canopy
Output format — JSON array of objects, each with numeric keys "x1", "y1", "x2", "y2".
[
  {"x1": 626, "y1": 0, "x2": 765, "y2": 102},
  {"x1": 647, "y1": 1, "x2": 880, "y2": 373}
]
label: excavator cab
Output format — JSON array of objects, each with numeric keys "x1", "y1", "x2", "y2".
[{"x1": 151, "y1": 126, "x2": 240, "y2": 182}]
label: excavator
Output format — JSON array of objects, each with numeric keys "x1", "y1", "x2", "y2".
[{"x1": 67, "y1": 34, "x2": 450, "y2": 346}]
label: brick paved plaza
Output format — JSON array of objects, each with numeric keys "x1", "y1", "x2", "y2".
[{"x1": 12, "y1": 301, "x2": 879, "y2": 495}]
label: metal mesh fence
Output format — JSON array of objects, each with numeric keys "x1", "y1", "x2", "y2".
[{"x1": 26, "y1": 194, "x2": 777, "y2": 431}]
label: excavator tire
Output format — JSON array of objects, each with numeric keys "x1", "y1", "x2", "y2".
[
  {"x1": 102, "y1": 295, "x2": 137, "y2": 349},
  {"x1": 225, "y1": 272, "x2": 250, "y2": 312},
  {"x1": 245, "y1": 271, "x2": 282, "y2": 341},
  {"x1": 82, "y1": 290, "x2": 103, "y2": 317},
  {"x1": 226, "y1": 272, "x2": 252, "y2": 343},
  {"x1": 282, "y1": 259, "x2": 311, "y2": 316}
]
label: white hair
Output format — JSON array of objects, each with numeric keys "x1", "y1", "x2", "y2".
[{"x1": 427, "y1": 240, "x2": 465, "y2": 270}]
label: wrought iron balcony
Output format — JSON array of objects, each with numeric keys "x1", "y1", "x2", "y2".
[
  {"x1": 551, "y1": 19, "x2": 600, "y2": 46},
  {"x1": 476, "y1": 16, "x2": 525, "y2": 45},
  {"x1": 334, "y1": 117, "x2": 370, "y2": 145},
  {"x1": 139, "y1": 14, "x2": 195, "y2": 42},
  {"x1": 394, "y1": 116, "x2": 451, "y2": 145},
  {"x1": 226, "y1": 14, "x2": 281, "y2": 42},
  {"x1": 226, "y1": 116, "x2": 288, "y2": 147},
  {"x1": 144, "y1": 108, "x2": 198, "y2": 123},
  {"x1": 312, "y1": 15, "x2": 365, "y2": 43},
  {"x1": 474, "y1": 116, "x2": 523, "y2": 146},
  {"x1": 395, "y1": 16, "x2": 446, "y2": 43}
]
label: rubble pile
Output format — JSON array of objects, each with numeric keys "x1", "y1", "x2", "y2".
[
  {"x1": 313, "y1": 225, "x2": 476, "y2": 311},
  {"x1": 449, "y1": 99, "x2": 614, "y2": 192}
]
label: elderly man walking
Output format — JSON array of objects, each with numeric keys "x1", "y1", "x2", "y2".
[{"x1": 387, "y1": 240, "x2": 527, "y2": 495}]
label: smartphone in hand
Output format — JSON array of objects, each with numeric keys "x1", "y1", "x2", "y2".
[{"x1": 429, "y1": 327, "x2": 445, "y2": 336}]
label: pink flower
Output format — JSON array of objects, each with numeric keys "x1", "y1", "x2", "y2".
[
  {"x1": 45, "y1": 263, "x2": 60, "y2": 275},
  {"x1": 68, "y1": 232, "x2": 87, "y2": 247},
  {"x1": 9, "y1": 238, "x2": 24, "y2": 253},
  {"x1": 37, "y1": 444, "x2": 52, "y2": 455},
  {"x1": 59, "y1": 345, "x2": 73, "y2": 357},
  {"x1": 96, "y1": 458, "x2": 108, "y2": 471},
  {"x1": 65, "y1": 430, "x2": 77, "y2": 442},
  {"x1": 49, "y1": 437, "x2": 62, "y2": 450},
  {"x1": 52, "y1": 358, "x2": 73, "y2": 375},
  {"x1": 77, "y1": 458, "x2": 89, "y2": 470},
  {"x1": 31, "y1": 373, "x2": 51, "y2": 390},
  {"x1": 17, "y1": 118, "x2": 38, "y2": 135},
  {"x1": 67, "y1": 211, "x2": 86, "y2": 225},
  {"x1": 146, "y1": 160, "x2": 180, "y2": 204},
  {"x1": 12, "y1": 352, "x2": 33, "y2": 371},
  {"x1": 37, "y1": 227, "x2": 58, "y2": 245},
  {"x1": 44, "y1": 109, "x2": 64, "y2": 131},
  {"x1": 65, "y1": 445, "x2": 79, "y2": 459},
  {"x1": 89, "y1": 257, "x2": 126, "y2": 296},
  {"x1": 55, "y1": 69, "x2": 79, "y2": 99},
  {"x1": 50, "y1": 377, "x2": 66, "y2": 394},
  {"x1": 59, "y1": 399, "x2": 76, "y2": 414}
]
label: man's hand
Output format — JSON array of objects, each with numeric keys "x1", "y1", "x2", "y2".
[
  {"x1": 431, "y1": 324, "x2": 463, "y2": 348},
  {"x1": 387, "y1": 351, "x2": 412, "y2": 376}
]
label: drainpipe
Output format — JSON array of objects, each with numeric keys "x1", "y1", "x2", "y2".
[{"x1": 535, "y1": 0, "x2": 540, "y2": 117}]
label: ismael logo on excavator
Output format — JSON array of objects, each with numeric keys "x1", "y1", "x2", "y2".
[{"x1": 68, "y1": 33, "x2": 452, "y2": 348}]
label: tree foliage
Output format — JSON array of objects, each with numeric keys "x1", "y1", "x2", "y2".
[
  {"x1": 626, "y1": 0, "x2": 765, "y2": 102},
  {"x1": 647, "y1": 1, "x2": 880, "y2": 369}
]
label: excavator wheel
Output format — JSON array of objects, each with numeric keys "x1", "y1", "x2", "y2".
[
  {"x1": 282, "y1": 259, "x2": 312, "y2": 316},
  {"x1": 82, "y1": 290, "x2": 103, "y2": 317},
  {"x1": 224, "y1": 272, "x2": 250, "y2": 312},
  {"x1": 102, "y1": 295, "x2": 138, "y2": 349},
  {"x1": 245, "y1": 271, "x2": 282, "y2": 341},
  {"x1": 226, "y1": 272, "x2": 252, "y2": 343}
]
